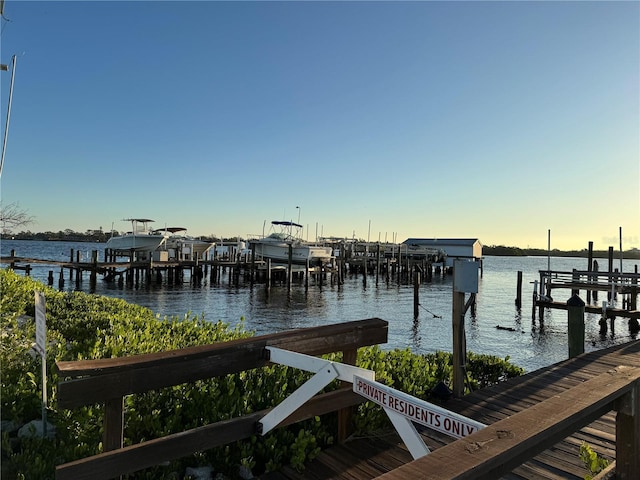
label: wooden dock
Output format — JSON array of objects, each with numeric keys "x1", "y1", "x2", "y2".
[
  {"x1": 529, "y1": 268, "x2": 640, "y2": 339},
  {"x1": 536, "y1": 269, "x2": 639, "y2": 312},
  {"x1": 1, "y1": 244, "x2": 444, "y2": 290},
  {"x1": 266, "y1": 340, "x2": 640, "y2": 480}
]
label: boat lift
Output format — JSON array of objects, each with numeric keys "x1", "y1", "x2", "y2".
[{"x1": 257, "y1": 346, "x2": 485, "y2": 459}]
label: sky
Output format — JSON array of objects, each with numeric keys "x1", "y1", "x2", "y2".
[{"x1": 0, "y1": 1, "x2": 638, "y2": 250}]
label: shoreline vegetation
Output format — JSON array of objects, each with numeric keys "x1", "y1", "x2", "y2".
[
  {"x1": 4, "y1": 230, "x2": 640, "y2": 259},
  {"x1": 1, "y1": 269, "x2": 523, "y2": 479}
]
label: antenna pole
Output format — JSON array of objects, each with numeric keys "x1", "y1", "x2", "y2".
[{"x1": 1, "y1": 55, "x2": 17, "y2": 178}]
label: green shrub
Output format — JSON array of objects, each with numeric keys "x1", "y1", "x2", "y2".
[{"x1": 580, "y1": 442, "x2": 609, "y2": 480}]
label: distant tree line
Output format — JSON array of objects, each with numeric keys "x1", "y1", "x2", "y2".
[
  {"x1": 5, "y1": 229, "x2": 234, "y2": 244},
  {"x1": 483, "y1": 244, "x2": 640, "y2": 259},
  {"x1": 7, "y1": 229, "x2": 111, "y2": 242}
]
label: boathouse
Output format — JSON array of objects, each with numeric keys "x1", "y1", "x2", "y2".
[{"x1": 402, "y1": 238, "x2": 482, "y2": 268}]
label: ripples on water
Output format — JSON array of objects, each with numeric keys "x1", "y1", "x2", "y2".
[{"x1": 2, "y1": 239, "x2": 638, "y2": 372}]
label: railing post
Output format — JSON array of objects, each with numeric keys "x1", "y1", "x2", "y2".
[
  {"x1": 615, "y1": 380, "x2": 639, "y2": 479},
  {"x1": 337, "y1": 348, "x2": 357, "y2": 443},
  {"x1": 587, "y1": 241, "x2": 594, "y2": 304},
  {"x1": 287, "y1": 244, "x2": 292, "y2": 291},
  {"x1": 452, "y1": 289, "x2": 466, "y2": 397},
  {"x1": 567, "y1": 294, "x2": 585, "y2": 358},
  {"x1": 631, "y1": 265, "x2": 638, "y2": 311},
  {"x1": 413, "y1": 265, "x2": 420, "y2": 319},
  {"x1": 104, "y1": 397, "x2": 124, "y2": 451}
]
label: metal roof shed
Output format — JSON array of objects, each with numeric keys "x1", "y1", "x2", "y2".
[{"x1": 402, "y1": 238, "x2": 482, "y2": 268}]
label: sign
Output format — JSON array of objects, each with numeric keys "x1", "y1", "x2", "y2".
[
  {"x1": 34, "y1": 291, "x2": 46, "y2": 357},
  {"x1": 353, "y1": 376, "x2": 484, "y2": 439},
  {"x1": 34, "y1": 291, "x2": 49, "y2": 436}
]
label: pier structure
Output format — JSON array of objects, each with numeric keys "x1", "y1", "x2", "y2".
[
  {"x1": 0, "y1": 240, "x2": 450, "y2": 291},
  {"x1": 528, "y1": 243, "x2": 639, "y2": 335},
  {"x1": 332, "y1": 239, "x2": 447, "y2": 285},
  {"x1": 532, "y1": 268, "x2": 639, "y2": 334}
]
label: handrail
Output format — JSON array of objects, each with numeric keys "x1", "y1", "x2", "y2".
[
  {"x1": 539, "y1": 270, "x2": 640, "y2": 278},
  {"x1": 538, "y1": 270, "x2": 639, "y2": 307},
  {"x1": 56, "y1": 389, "x2": 364, "y2": 480},
  {"x1": 57, "y1": 317, "x2": 388, "y2": 377},
  {"x1": 55, "y1": 318, "x2": 389, "y2": 480},
  {"x1": 540, "y1": 270, "x2": 640, "y2": 286},
  {"x1": 57, "y1": 317, "x2": 389, "y2": 408},
  {"x1": 375, "y1": 366, "x2": 640, "y2": 480}
]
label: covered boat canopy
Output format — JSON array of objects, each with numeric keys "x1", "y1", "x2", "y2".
[
  {"x1": 123, "y1": 218, "x2": 155, "y2": 223},
  {"x1": 272, "y1": 221, "x2": 303, "y2": 229},
  {"x1": 154, "y1": 227, "x2": 187, "y2": 234}
]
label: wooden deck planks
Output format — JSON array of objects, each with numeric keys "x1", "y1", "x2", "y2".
[{"x1": 262, "y1": 339, "x2": 640, "y2": 480}]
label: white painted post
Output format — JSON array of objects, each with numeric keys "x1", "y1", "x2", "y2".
[{"x1": 35, "y1": 291, "x2": 47, "y2": 437}]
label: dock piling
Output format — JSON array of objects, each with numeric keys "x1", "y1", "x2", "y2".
[
  {"x1": 567, "y1": 294, "x2": 585, "y2": 358},
  {"x1": 515, "y1": 271, "x2": 523, "y2": 308},
  {"x1": 413, "y1": 265, "x2": 420, "y2": 319},
  {"x1": 587, "y1": 241, "x2": 594, "y2": 303}
]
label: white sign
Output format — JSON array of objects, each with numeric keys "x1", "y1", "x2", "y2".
[
  {"x1": 34, "y1": 291, "x2": 49, "y2": 435},
  {"x1": 353, "y1": 376, "x2": 484, "y2": 439},
  {"x1": 34, "y1": 291, "x2": 46, "y2": 357}
]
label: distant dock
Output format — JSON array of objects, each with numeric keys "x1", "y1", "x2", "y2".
[
  {"x1": 527, "y1": 250, "x2": 640, "y2": 338},
  {"x1": 0, "y1": 241, "x2": 450, "y2": 292}
]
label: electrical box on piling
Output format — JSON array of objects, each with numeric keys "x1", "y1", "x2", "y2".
[
  {"x1": 453, "y1": 260, "x2": 479, "y2": 293},
  {"x1": 452, "y1": 260, "x2": 479, "y2": 398}
]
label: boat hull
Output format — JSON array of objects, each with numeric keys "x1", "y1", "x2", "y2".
[
  {"x1": 164, "y1": 238, "x2": 215, "y2": 261},
  {"x1": 250, "y1": 240, "x2": 332, "y2": 265},
  {"x1": 106, "y1": 234, "x2": 166, "y2": 253}
]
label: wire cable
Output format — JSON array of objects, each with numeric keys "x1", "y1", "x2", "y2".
[{"x1": 417, "y1": 303, "x2": 442, "y2": 319}]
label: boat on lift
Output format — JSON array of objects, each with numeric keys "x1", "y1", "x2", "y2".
[
  {"x1": 248, "y1": 221, "x2": 333, "y2": 266},
  {"x1": 106, "y1": 218, "x2": 167, "y2": 259},
  {"x1": 155, "y1": 227, "x2": 215, "y2": 261}
]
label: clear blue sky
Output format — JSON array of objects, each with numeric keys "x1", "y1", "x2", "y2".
[{"x1": 1, "y1": 1, "x2": 638, "y2": 250}]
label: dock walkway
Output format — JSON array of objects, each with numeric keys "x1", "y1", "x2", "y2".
[{"x1": 266, "y1": 340, "x2": 640, "y2": 480}]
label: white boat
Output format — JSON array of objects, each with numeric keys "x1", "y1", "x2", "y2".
[
  {"x1": 106, "y1": 219, "x2": 167, "y2": 259},
  {"x1": 155, "y1": 227, "x2": 215, "y2": 261},
  {"x1": 249, "y1": 221, "x2": 333, "y2": 266}
]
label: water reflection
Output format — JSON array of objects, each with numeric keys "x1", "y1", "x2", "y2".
[{"x1": 411, "y1": 317, "x2": 421, "y2": 350}]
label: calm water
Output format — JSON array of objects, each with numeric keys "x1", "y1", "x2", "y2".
[{"x1": 2, "y1": 239, "x2": 639, "y2": 372}]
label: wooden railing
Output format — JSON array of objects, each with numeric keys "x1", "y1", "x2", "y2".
[
  {"x1": 539, "y1": 269, "x2": 639, "y2": 302},
  {"x1": 533, "y1": 269, "x2": 640, "y2": 323},
  {"x1": 376, "y1": 365, "x2": 640, "y2": 480},
  {"x1": 55, "y1": 318, "x2": 389, "y2": 480}
]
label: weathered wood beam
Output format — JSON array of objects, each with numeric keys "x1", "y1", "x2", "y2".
[
  {"x1": 375, "y1": 366, "x2": 640, "y2": 480},
  {"x1": 57, "y1": 317, "x2": 388, "y2": 376},
  {"x1": 57, "y1": 342, "x2": 267, "y2": 408},
  {"x1": 616, "y1": 381, "x2": 639, "y2": 479},
  {"x1": 57, "y1": 318, "x2": 388, "y2": 408},
  {"x1": 55, "y1": 388, "x2": 362, "y2": 480}
]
